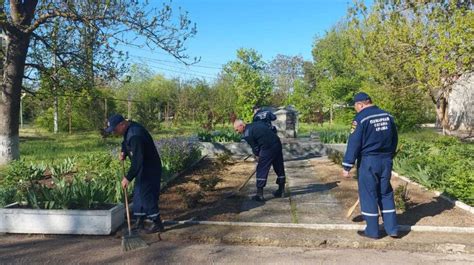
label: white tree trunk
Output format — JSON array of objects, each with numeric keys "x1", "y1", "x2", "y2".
[
  {"x1": 54, "y1": 95, "x2": 59, "y2": 133},
  {"x1": 0, "y1": 32, "x2": 31, "y2": 165},
  {"x1": 0, "y1": 134, "x2": 19, "y2": 165}
]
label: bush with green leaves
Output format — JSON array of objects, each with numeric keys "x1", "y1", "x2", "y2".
[
  {"x1": 25, "y1": 175, "x2": 123, "y2": 210},
  {"x1": 197, "y1": 129, "x2": 241, "y2": 143},
  {"x1": 1, "y1": 155, "x2": 125, "y2": 209},
  {"x1": 0, "y1": 186, "x2": 17, "y2": 207},
  {"x1": 1, "y1": 137, "x2": 203, "y2": 209},
  {"x1": 394, "y1": 134, "x2": 473, "y2": 206},
  {"x1": 155, "y1": 138, "x2": 202, "y2": 181}
]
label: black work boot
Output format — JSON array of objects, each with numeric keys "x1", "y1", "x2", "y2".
[
  {"x1": 252, "y1": 188, "x2": 264, "y2": 202},
  {"x1": 273, "y1": 184, "x2": 285, "y2": 198},
  {"x1": 146, "y1": 218, "x2": 165, "y2": 234},
  {"x1": 133, "y1": 216, "x2": 145, "y2": 231}
]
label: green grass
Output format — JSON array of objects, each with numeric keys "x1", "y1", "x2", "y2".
[
  {"x1": 10, "y1": 124, "x2": 215, "y2": 167},
  {"x1": 14, "y1": 123, "x2": 234, "y2": 163}
]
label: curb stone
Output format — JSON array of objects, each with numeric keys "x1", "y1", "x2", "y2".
[{"x1": 156, "y1": 223, "x2": 473, "y2": 254}]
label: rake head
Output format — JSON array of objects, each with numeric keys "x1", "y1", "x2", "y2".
[{"x1": 122, "y1": 233, "x2": 148, "y2": 252}]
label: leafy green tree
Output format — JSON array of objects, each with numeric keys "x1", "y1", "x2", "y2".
[
  {"x1": 115, "y1": 72, "x2": 179, "y2": 131},
  {"x1": 224, "y1": 48, "x2": 273, "y2": 121},
  {"x1": 347, "y1": 0, "x2": 473, "y2": 131},
  {"x1": 287, "y1": 79, "x2": 324, "y2": 123},
  {"x1": 312, "y1": 26, "x2": 361, "y2": 123},
  {"x1": 0, "y1": 0, "x2": 197, "y2": 165},
  {"x1": 212, "y1": 73, "x2": 238, "y2": 126},
  {"x1": 267, "y1": 54, "x2": 304, "y2": 106}
]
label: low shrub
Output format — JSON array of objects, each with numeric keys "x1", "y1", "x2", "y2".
[
  {"x1": 198, "y1": 175, "x2": 222, "y2": 191},
  {"x1": 216, "y1": 152, "x2": 232, "y2": 165},
  {"x1": 155, "y1": 138, "x2": 202, "y2": 181},
  {"x1": 198, "y1": 129, "x2": 241, "y2": 143},
  {"x1": 394, "y1": 184, "x2": 410, "y2": 212},
  {"x1": 394, "y1": 134, "x2": 473, "y2": 206},
  {"x1": 319, "y1": 130, "x2": 349, "y2": 144}
]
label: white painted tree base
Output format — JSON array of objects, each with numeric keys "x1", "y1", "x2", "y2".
[
  {"x1": 0, "y1": 203, "x2": 125, "y2": 235},
  {"x1": 0, "y1": 134, "x2": 19, "y2": 165}
]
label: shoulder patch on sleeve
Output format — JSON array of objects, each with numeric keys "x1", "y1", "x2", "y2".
[{"x1": 350, "y1": 120, "x2": 358, "y2": 134}]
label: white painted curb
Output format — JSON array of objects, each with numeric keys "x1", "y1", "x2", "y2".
[
  {"x1": 392, "y1": 171, "x2": 474, "y2": 215},
  {"x1": 165, "y1": 220, "x2": 474, "y2": 234}
]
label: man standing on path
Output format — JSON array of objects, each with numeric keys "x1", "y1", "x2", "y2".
[
  {"x1": 105, "y1": 114, "x2": 164, "y2": 234},
  {"x1": 342, "y1": 92, "x2": 399, "y2": 239},
  {"x1": 252, "y1": 105, "x2": 277, "y2": 133},
  {"x1": 234, "y1": 119, "x2": 286, "y2": 201}
]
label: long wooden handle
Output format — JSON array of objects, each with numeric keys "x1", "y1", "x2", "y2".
[
  {"x1": 238, "y1": 168, "x2": 257, "y2": 192},
  {"x1": 121, "y1": 160, "x2": 132, "y2": 235},
  {"x1": 346, "y1": 198, "x2": 360, "y2": 218}
]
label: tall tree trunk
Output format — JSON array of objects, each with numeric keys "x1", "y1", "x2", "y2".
[
  {"x1": 431, "y1": 89, "x2": 450, "y2": 134},
  {"x1": 436, "y1": 96, "x2": 449, "y2": 135},
  {"x1": 0, "y1": 31, "x2": 31, "y2": 165}
]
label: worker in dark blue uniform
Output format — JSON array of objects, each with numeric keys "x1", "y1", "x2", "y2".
[
  {"x1": 234, "y1": 119, "x2": 286, "y2": 201},
  {"x1": 252, "y1": 105, "x2": 277, "y2": 133},
  {"x1": 342, "y1": 92, "x2": 399, "y2": 239},
  {"x1": 105, "y1": 114, "x2": 164, "y2": 234}
]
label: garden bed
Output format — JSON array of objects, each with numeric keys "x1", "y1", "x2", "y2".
[
  {"x1": 160, "y1": 157, "x2": 254, "y2": 222},
  {"x1": 0, "y1": 202, "x2": 124, "y2": 235}
]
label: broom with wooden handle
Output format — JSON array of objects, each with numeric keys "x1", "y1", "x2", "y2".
[
  {"x1": 346, "y1": 198, "x2": 359, "y2": 218},
  {"x1": 121, "y1": 161, "x2": 148, "y2": 252},
  {"x1": 346, "y1": 145, "x2": 404, "y2": 219}
]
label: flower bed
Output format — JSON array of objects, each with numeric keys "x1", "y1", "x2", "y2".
[
  {"x1": 197, "y1": 129, "x2": 241, "y2": 143},
  {"x1": 155, "y1": 137, "x2": 202, "y2": 184},
  {"x1": 0, "y1": 137, "x2": 203, "y2": 234},
  {"x1": 394, "y1": 135, "x2": 473, "y2": 206},
  {"x1": 319, "y1": 129, "x2": 349, "y2": 144}
]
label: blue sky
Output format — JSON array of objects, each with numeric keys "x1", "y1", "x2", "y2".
[{"x1": 123, "y1": 0, "x2": 371, "y2": 82}]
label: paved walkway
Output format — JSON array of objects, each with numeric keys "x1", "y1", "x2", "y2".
[{"x1": 238, "y1": 158, "x2": 347, "y2": 224}]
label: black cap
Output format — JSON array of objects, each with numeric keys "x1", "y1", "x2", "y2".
[
  {"x1": 105, "y1": 114, "x2": 125, "y2": 133},
  {"x1": 353, "y1": 92, "x2": 371, "y2": 103}
]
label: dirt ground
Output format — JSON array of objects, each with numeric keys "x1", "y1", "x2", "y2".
[
  {"x1": 158, "y1": 157, "x2": 473, "y2": 227},
  {"x1": 160, "y1": 158, "x2": 254, "y2": 222},
  {"x1": 310, "y1": 159, "x2": 474, "y2": 227}
]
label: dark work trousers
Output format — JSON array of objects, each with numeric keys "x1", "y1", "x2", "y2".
[
  {"x1": 132, "y1": 170, "x2": 161, "y2": 221},
  {"x1": 358, "y1": 155, "x2": 398, "y2": 237},
  {"x1": 256, "y1": 143, "x2": 286, "y2": 188}
]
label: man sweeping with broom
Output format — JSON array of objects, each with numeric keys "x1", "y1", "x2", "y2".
[
  {"x1": 106, "y1": 114, "x2": 165, "y2": 236},
  {"x1": 341, "y1": 93, "x2": 399, "y2": 239}
]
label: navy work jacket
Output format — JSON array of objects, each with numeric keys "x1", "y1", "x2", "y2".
[
  {"x1": 122, "y1": 122, "x2": 162, "y2": 182},
  {"x1": 342, "y1": 106, "x2": 398, "y2": 171},
  {"x1": 243, "y1": 121, "x2": 281, "y2": 156}
]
